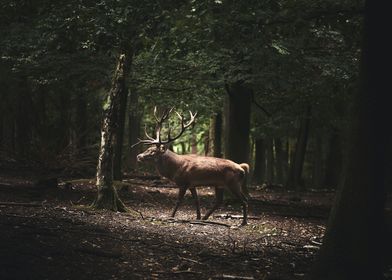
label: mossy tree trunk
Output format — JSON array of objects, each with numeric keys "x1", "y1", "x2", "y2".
[
  {"x1": 113, "y1": 79, "x2": 129, "y2": 180},
  {"x1": 92, "y1": 54, "x2": 128, "y2": 212}
]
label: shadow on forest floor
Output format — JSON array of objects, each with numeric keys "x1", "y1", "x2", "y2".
[{"x1": 0, "y1": 169, "x2": 391, "y2": 280}]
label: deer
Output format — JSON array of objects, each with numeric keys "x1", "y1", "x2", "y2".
[{"x1": 133, "y1": 107, "x2": 250, "y2": 226}]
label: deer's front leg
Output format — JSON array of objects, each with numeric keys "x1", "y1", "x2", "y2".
[
  {"x1": 189, "y1": 187, "x2": 201, "y2": 220},
  {"x1": 202, "y1": 187, "x2": 224, "y2": 220},
  {"x1": 171, "y1": 186, "x2": 187, "y2": 218}
]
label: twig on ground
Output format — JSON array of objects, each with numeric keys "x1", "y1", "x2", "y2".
[
  {"x1": 172, "y1": 270, "x2": 202, "y2": 275},
  {"x1": 214, "y1": 274, "x2": 255, "y2": 280},
  {"x1": 213, "y1": 214, "x2": 262, "y2": 220},
  {"x1": 155, "y1": 217, "x2": 233, "y2": 227},
  {"x1": 179, "y1": 256, "x2": 203, "y2": 265}
]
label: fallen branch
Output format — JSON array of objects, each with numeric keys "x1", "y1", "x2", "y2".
[
  {"x1": 190, "y1": 220, "x2": 231, "y2": 228},
  {"x1": 172, "y1": 270, "x2": 202, "y2": 275},
  {"x1": 160, "y1": 218, "x2": 231, "y2": 228},
  {"x1": 179, "y1": 256, "x2": 203, "y2": 265},
  {"x1": 213, "y1": 214, "x2": 262, "y2": 220},
  {"x1": 215, "y1": 274, "x2": 255, "y2": 280}
]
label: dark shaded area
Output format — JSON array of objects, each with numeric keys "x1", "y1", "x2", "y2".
[{"x1": 1, "y1": 161, "x2": 391, "y2": 280}]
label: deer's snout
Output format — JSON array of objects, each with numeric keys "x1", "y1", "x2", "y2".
[{"x1": 136, "y1": 154, "x2": 143, "y2": 162}]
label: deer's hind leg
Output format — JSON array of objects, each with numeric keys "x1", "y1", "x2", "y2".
[
  {"x1": 227, "y1": 183, "x2": 248, "y2": 226},
  {"x1": 171, "y1": 186, "x2": 187, "y2": 218},
  {"x1": 189, "y1": 187, "x2": 201, "y2": 220},
  {"x1": 202, "y1": 187, "x2": 224, "y2": 220}
]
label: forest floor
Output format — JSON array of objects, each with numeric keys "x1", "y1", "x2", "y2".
[{"x1": 0, "y1": 166, "x2": 391, "y2": 280}]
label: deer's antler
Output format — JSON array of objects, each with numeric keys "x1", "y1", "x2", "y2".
[{"x1": 131, "y1": 107, "x2": 197, "y2": 147}]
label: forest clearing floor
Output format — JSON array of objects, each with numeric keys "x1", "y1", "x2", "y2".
[{"x1": 0, "y1": 170, "x2": 391, "y2": 280}]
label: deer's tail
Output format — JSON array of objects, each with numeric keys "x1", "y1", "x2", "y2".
[{"x1": 239, "y1": 163, "x2": 250, "y2": 199}]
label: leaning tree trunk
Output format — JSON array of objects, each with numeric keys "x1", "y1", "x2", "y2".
[
  {"x1": 225, "y1": 82, "x2": 252, "y2": 195},
  {"x1": 92, "y1": 54, "x2": 128, "y2": 212},
  {"x1": 308, "y1": 2, "x2": 389, "y2": 279},
  {"x1": 286, "y1": 105, "x2": 311, "y2": 191}
]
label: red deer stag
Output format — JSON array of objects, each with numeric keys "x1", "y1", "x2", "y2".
[{"x1": 133, "y1": 107, "x2": 249, "y2": 226}]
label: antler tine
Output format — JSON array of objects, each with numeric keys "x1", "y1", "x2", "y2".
[
  {"x1": 132, "y1": 107, "x2": 196, "y2": 147},
  {"x1": 153, "y1": 106, "x2": 160, "y2": 123},
  {"x1": 155, "y1": 107, "x2": 175, "y2": 144},
  {"x1": 184, "y1": 110, "x2": 197, "y2": 128},
  {"x1": 144, "y1": 125, "x2": 156, "y2": 141},
  {"x1": 160, "y1": 110, "x2": 196, "y2": 144}
]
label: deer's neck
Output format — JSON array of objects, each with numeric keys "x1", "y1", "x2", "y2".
[{"x1": 156, "y1": 150, "x2": 182, "y2": 180}]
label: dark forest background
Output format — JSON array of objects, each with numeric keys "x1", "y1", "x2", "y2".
[{"x1": 1, "y1": 1, "x2": 391, "y2": 279}]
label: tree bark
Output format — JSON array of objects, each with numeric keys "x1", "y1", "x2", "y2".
[
  {"x1": 92, "y1": 54, "x2": 128, "y2": 212},
  {"x1": 252, "y1": 138, "x2": 265, "y2": 184},
  {"x1": 191, "y1": 132, "x2": 198, "y2": 154},
  {"x1": 208, "y1": 112, "x2": 223, "y2": 158},
  {"x1": 324, "y1": 129, "x2": 342, "y2": 189},
  {"x1": 15, "y1": 81, "x2": 33, "y2": 158},
  {"x1": 113, "y1": 84, "x2": 129, "y2": 180},
  {"x1": 309, "y1": 2, "x2": 389, "y2": 279},
  {"x1": 225, "y1": 82, "x2": 251, "y2": 195},
  {"x1": 213, "y1": 112, "x2": 223, "y2": 158},
  {"x1": 274, "y1": 138, "x2": 284, "y2": 184},
  {"x1": 225, "y1": 82, "x2": 251, "y2": 164},
  {"x1": 266, "y1": 138, "x2": 275, "y2": 184},
  {"x1": 311, "y1": 133, "x2": 324, "y2": 189},
  {"x1": 286, "y1": 105, "x2": 311, "y2": 191},
  {"x1": 75, "y1": 91, "x2": 87, "y2": 154},
  {"x1": 127, "y1": 88, "x2": 141, "y2": 171}
]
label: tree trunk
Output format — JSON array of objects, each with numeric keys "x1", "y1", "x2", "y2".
[
  {"x1": 15, "y1": 82, "x2": 33, "y2": 158},
  {"x1": 311, "y1": 133, "x2": 324, "y2": 189},
  {"x1": 92, "y1": 54, "x2": 128, "y2": 212},
  {"x1": 274, "y1": 138, "x2": 284, "y2": 184},
  {"x1": 324, "y1": 129, "x2": 342, "y2": 189},
  {"x1": 127, "y1": 88, "x2": 140, "y2": 171},
  {"x1": 191, "y1": 132, "x2": 198, "y2": 154},
  {"x1": 113, "y1": 84, "x2": 129, "y2": 180},
  {"x1": 252, "y1": 138, "x2": 265, "y2": 184},
  {"x1": 208, "y1": 112, "x2": 223, "y2": 158},
  {"x1": 75, "y1": 91, "x2": 87, "y2": 154},
  {"x1": 309, "y1": 3, "x2": 389, "y2": 278},
  {"x1": 225, "y1": 82, "x2": 252, "y2": 195},
  {"x1": 286, "y1": 105, "x2": 311, "y2": 191},
  {"x1": 225, "y1": 82, "x2": 251, "y2": 163},
  {"x1": 266, "y1": 138, "x2": 275, "y2": 184}
]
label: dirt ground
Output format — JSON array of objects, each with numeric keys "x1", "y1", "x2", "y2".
[{"x1": 0, "y1": 170, "x2": 391, "y2": 280}]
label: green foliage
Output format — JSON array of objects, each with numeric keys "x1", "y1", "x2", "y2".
[{"x1": 0, "y1": 0, "x2": 364, "y2": 162}]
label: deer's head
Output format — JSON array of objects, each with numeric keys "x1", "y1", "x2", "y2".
[
  {"x1": 136, "y1": 144, "x2": 167, "y2": 162},
  {"x1": 132, "y1": 107, "x2": 197, "y2": 162}
]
